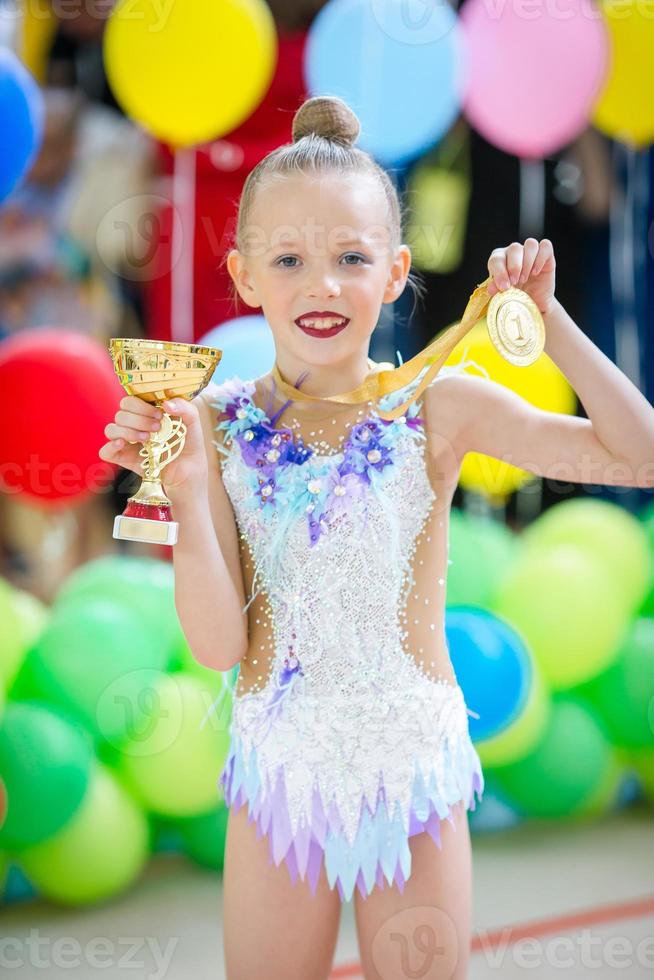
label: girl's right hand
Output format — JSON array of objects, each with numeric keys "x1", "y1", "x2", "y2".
[{"x1": 98, "y1": 395, "x2": 209, "y2": 496}]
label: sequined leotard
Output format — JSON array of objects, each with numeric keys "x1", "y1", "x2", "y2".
[{"x1": 205, "y1": 363, "x2": 484, "y2": 903}]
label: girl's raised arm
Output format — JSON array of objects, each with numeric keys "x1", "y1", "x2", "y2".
[{"x1": 444, "y1": 239, "x2": 654, "y2": 488}]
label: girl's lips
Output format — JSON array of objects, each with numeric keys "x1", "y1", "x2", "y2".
[{"x1": 295, "y1": 319, "x2": 349, "y2": 339}]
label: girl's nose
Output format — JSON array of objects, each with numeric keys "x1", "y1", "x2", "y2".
[{"x1": 307, "y1": 275, "x2": 341, "y2": 297}]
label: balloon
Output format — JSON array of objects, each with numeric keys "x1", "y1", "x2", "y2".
[
  {"x1": 447, "y1": 509, "x2": 519, "y2": 608},
  {"x1": 491, "y1": 695, "x2": 622, "y2": 819},
  {"x1": 306, "y1": 0, "x2": 465, "y2": 167},
  {"x1": 198, "y1": 315, "x2": 275, "y2": 384},
  {"x1": 0, "y1": 701, "x2": 93, "y2": 850},
  {"x1": 443, "y1": 322, "x2": 575, "y2": 502},
  {"x1": 2, "y1": 861, "x2": 37, "y2": 903},
  {"x1": 0, "y1": 774, "x2": 6, "y2": 830},
  {"x1": 640, "y1": 499, "x2": 654, "y2": 539},
  {"x1": 628, "y1": 746, "x2": 654, "y2": 803},
  {"x1": 575, "y1": 618, "x2": 654, "y2": 750},
  {"x1": 114, "y1": 674, "x2": 231, "y2": 817},
  {"x1": 460, "y1": 0, "x2": 609, "y2": 159},
  {"x1": 592, "y1": 0, "x2": 654, "y2": 147},
  {"x1": 0, "y1": 579, "x2": 25, "y2": 694},
  {"x1": 13, "y1": 598, "x2": 170, "y2": 747},
  {"x1": 638, "y1": 502, "x2": 654, "y2": 616},
  {"x1": 0, "y1": 329, "x2": 123, "y2": 506},
  {"x1": 0, "y1": 48, "x2": 44, "y2": 202},
  {"x1": 17, "y1": 762, "x2": 149, "y2": 905},
  {"x1": 55, "y1": 555, "x2": 183, "y2": 659},
  {"x1": 171, "y1": 637, "x2": 234, "y2": 731},
  {"x1": 103, "y1": 0, "x2": 277, "y2": 147},
  {"x1": 176, "y1": 802, "x2": 229, "y2": 871},
  {"x1": 467, "y1": 775, "x2": 523, "y2": 834},
  {"x1": 493, "y1": 543, "x2": 628, "y2": 690},
  {"x1": 446, "y1": 605, "x2": 549, "y2": 765},
  {"x1": 521, "y1": 498, "x2": 652, "y2": 617},
  {"x1": 405, "y1": 155, "x2": 470, "y2": 275}
]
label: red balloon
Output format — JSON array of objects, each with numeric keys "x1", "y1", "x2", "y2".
[{"x1": 0, "y1": 328, "x2": 124, "y2": 506}]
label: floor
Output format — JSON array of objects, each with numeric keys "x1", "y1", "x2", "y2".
[{"x1": 2, "y1": 805, "x2": 653, "y2": 979}]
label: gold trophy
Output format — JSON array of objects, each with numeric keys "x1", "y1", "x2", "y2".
[{"x1": 108, "y1": 339, "x2": 222, "y2": 546}]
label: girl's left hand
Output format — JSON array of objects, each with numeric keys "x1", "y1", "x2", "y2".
[{"x1": 486, "y1": 238, "x2": 556, "y2": 316}]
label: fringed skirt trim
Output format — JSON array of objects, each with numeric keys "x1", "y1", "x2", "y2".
[{"x1": 220, "y1": 730, "x2": 484, "y2": 903}]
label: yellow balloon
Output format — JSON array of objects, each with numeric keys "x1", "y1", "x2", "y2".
[
  {"x1": 592, "y1": 0, "x2": 654, "y2": 147},
  {"x1": 443, "y1": 319, "x2": 576, "y2": 502},
  {"x1": 103, "y1": 0, "x2": 278, "y2": 147}
]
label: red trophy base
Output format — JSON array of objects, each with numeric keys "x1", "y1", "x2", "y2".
[{"x1": 113, "y1": 499, "x2": 179, "y2": 546}]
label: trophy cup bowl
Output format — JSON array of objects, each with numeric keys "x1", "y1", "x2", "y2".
[{"x1": 108, "y1": 338, "x2": 222, "y2": 546}]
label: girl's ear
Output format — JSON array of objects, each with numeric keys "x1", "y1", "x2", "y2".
[
  {"x1": 382, "y1": 244, "x2": 412, "y2": 304},
  {"x1": 226, "y1": 249, "x2": 263, "y2": 309}
]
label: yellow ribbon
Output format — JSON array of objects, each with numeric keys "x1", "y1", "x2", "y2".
[{"x1": 271, "y1": 275, "x2": 495, "y2": 421}]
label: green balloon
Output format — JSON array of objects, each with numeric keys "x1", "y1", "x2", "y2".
[
  {"x1": 170, "y1": 638, "x2": 234, "y2": 730},
  {"x1": 114, "y1": 673, "x2": 231, "y2": 818},
  {"x1": 176, "y1": 802, "x2": 229, "y2": 870},
  {"x1": 627, "y1": 746, "x2": 654, "y2": 802},
  {"x1": 17, "y1": 762, "x2": 149, "y2": 905},
  {"x1": 639, "y1": 499, "x2": 654, "y2": 537},
  {"x1": 6, "y1": 591, "x2": 49, "y2": 693},
  {"x1": 521, "y1": 498, "x2": 652, "y2": 616},
  {"x1": 491, "y1": 695, "x2": 621, "y2": 818},
  {"x1": 55, "y1": 555, "x2": 184, "y2": 663},
  {"x1": 0, "y1": 580, "x2": 26, "y2": 691},
  {"x1": 574, "y1": 617, "x2": 654, "y2": 749},
  {"x1": 493, "y1": 543, "x2": 627, "y2": 690},
  {"x1": 447, "y1": 509, "x2": 519, "y2": 607},
  {"x1": 12, "y1": 598, "x2": 169, "y2": 747},
  {"x1": 0, "y1": 701, "x2": 93, "y2": 850}
]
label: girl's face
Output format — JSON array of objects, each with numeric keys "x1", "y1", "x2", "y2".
[{"x1": 227, "y1": 173, "x2": 411, "y2": 384}]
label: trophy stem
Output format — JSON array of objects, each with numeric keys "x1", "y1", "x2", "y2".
[{"x1": 113, "y1": 434, "x2": 180, "y2": 545}]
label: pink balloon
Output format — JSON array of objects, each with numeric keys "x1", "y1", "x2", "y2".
[{"x1": 460, "y1": 0, "x2": 609, "y2": 159}]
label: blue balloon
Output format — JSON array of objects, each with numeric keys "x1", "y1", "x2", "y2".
[
  {"x1": 198, "y1": 315, "x2": 276, "y2": 383},
  {"x1": 3, "y1": 861, "x2": 38, "y2": 904},
  {"x1": 305, "y1": 0, "x2": 465, "y2": 167},
  {"x1": 0, "y1": 49, "x2": 45, "y2": 203},
  {"x1": 467, "y1": 775, "x2": 523, "y2": 834},
  {"x1": 445, "y1": 605, "x2": 533, "y2": 743}
]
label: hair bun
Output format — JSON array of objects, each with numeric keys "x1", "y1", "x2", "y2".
[{"x1": 292, "y1": 96, "x2": 361, "y2": 147}]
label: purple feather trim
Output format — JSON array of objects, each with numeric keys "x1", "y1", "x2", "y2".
[{"x1": 220, "y1": 733, "x2": 484, "y2": 903}]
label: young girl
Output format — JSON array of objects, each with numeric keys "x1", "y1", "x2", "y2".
[{"x1": 100, "y1": 96, "x2": 654, "y2": 980}]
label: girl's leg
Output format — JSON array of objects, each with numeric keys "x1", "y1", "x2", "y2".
[
  {"x1": 353, "y1": 801, "x2": 473, "y2": 980},
  {"x1": 223, "y1": 805, "x2": 343, "y2": 980}
]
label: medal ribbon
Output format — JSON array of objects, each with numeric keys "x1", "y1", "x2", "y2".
[{"x1": 271, "y1": 275, "x2": 495, "y2": 421}]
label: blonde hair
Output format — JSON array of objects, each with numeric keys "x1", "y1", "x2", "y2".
[{"x1": 224, "y1": 94, "x2": 426, "y2": 315}]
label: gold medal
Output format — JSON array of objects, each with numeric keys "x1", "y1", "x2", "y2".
[{"x1": 486, "y1": 286, "x2": 545, "y2": 367}]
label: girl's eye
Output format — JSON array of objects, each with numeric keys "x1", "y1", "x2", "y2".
[{"x1": 274, "y1": 253, "x2": 367, "y2": 268}]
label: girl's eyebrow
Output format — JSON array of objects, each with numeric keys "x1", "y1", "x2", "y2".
[{"x1": 266, "y1": 235, "x2": 369, "y2": 253}]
